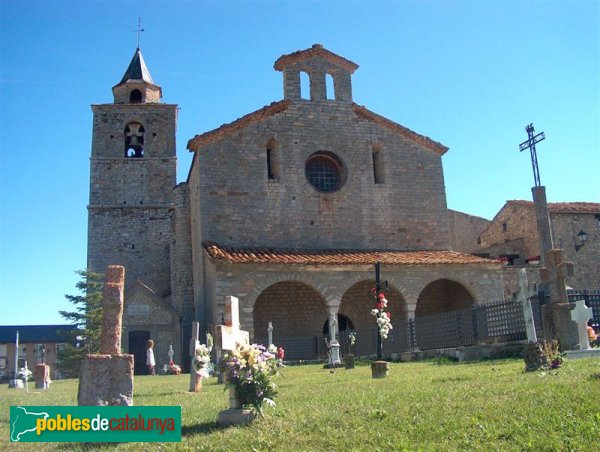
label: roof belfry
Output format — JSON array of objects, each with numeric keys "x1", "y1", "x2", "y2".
[
  {"x1": 112, "y1": 48, "x2": 162, "y2": 104},
  {"x1": 119, "y1": 48, "x2": 155, "y2": 84}
]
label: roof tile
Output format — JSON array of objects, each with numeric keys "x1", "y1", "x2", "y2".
[{"x1": 204, "y1": 243, "x2": 498, "y2": 266}]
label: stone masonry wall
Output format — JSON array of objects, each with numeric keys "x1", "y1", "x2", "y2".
[
  {"x1": 87, "y1": 207, "x2": 173, "y2": 294},
  {"x1": 170, "y1": 183, "x2": 194, "y2": 322},
  {"x1": 448, "y1": 209, "x2": 490, "y2": 253},
  {"x1": 479, "y1": 203, "x2": 539, "y2": 261},
  {"x1": 551, "y1": 213, "x2": 599, "y2": 289},
  {"x1": 193, "y1": 100, "x2": 450, "y2": 251}
]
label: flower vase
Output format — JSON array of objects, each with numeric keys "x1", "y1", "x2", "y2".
[{"x1": 228, "y1": 386, "x2": 241, "y2": 409}]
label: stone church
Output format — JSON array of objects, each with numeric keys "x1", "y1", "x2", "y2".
[{"x1": 88, "y1": 44, "x2": 503, "y2": 372}]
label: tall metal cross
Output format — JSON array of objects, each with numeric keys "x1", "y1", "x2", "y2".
[
  {"x1": 371, "y1": 262, "x2": 388, "y2": 360},
  {"x1": 518, "y1": 123, "x2": 545, "y2": 187},
  {"x1": 133, "y1": 17, "x2": 145, "y2": 49}
]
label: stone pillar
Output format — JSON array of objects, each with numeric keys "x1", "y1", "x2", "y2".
[
  {"x1": 283, "y1": 70, "x2": 300, "y2": 100},
  {"x1": 100, "y1": 266, "x2": 125, "y2": 354},
  {"x1": 310, "y1": 70, "x2": 326, "y2": 101},
  {"x1": 78, "y1": 265, "x2": 134, "y2": 406},
  {"x1": 34, "y1": 364, "x2": 50, "y2": 390},
  {"x1": 532, "y1": 186, "x2": 554, "y2": 266}
]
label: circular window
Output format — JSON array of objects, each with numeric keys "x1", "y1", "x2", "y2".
[{"x1": 305, "y1": 152, "x2": 345, "y2": 193}]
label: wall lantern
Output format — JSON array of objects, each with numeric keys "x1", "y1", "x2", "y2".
[{"x1": 575, "y1": 229, "x2": 587, "y2": 252}]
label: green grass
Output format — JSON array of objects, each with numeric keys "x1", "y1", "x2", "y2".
[{"x1": 2, "y1": 358, "x2": 600, "y2": 451}]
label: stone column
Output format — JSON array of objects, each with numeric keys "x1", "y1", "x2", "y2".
[
  {"x1": 100, "y1": 266, "x2": 125, "y2": 354},
  {"x1": 532, "y1": 186, "x2": 554, "y2": 267}
]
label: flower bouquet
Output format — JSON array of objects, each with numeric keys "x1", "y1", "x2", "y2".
[
  {"x1": 192, "y1": 333, "x2": 213, "y2": 378},
  {"x1": 167, "y1": 362, "x2": 182, "y2": 375},
  {"x1": 370, "y1": 292, "x2": 393, "y2": 340},
  {"x1": 221, "y1": 343, "x2": 284, "y2": 415}
]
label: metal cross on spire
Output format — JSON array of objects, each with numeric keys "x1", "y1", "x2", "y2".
[
  {"x1": 518, "y1": 123, "x2": 546, "y2": 187},
  {"x1": 133, "y1": 17, "x2": 145, "y2": 50}
]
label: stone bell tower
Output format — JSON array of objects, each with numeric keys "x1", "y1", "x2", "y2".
[{"x1": 87, "y1": 47, "x2": 177, "y2": 297}]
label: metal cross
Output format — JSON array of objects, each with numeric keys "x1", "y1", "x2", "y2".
[
  {"x1": 133, "y1": 17, "x2": 145, "y2": 49},
  {"x1": 518, "y1": 123, "x2": 545, "y2": 187}
]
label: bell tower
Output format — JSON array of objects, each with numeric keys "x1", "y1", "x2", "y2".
[{"x1": 87, "y1": 47, "x2": 177, "y2": 297}]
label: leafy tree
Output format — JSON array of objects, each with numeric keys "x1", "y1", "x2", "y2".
[{"x1": 57, "y1": 269, "x2": 104, "y2": 378}]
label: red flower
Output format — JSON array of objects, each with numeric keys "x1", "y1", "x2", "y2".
[
  {"x1": 385, "y1": 312, "x2": 391, "y2": 319},
  {"x1": 376, "y1": 302, "x2": 384, "y2": 310},
  {"x1": 378, "y1": 293, "x2": 386, "y2": 299},
  {"x1": 277, "y1": 347, "x2": 285, "y2": 360}
]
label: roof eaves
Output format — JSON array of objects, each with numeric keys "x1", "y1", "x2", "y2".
[
  {"x1": 352, "y1": 104, "x2": 448, "y2": 155},
  {"x1": 187, "y1": 100, "x2": 290, "y2": 151}
]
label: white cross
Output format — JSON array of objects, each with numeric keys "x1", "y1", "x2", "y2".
[
  {"x1": 570, "y1": 299, "x2": 593, "y2": 350},
  {"x1": 215, "y1": 296, "x2": 249, "y2": 353}
]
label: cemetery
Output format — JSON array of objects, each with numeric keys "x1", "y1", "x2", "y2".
[{"x1": 3, "y1": 263, "x2": 600, "y2": 448}]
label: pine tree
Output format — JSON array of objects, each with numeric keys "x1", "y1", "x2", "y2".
[{"x1": 57, "y1": 269, "x2": 104, "y2": 378}]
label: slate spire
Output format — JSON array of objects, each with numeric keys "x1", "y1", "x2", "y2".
[{"x1": 119, "y1": 47, "x2": 155, "y2": 85}]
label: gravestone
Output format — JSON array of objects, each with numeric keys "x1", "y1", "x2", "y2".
[
  {"x1": 539, "y1": 249, "x2": 578, "y2": 350},
  {"x1": 78, "y1": 265, "x2": 134, "y2": 406},
  {"x1": 570, "y1": 300, "x2": 593, "y2": 350},
  {"x1": 517, "y1": 269, "x2": 537, "y2": 343},
  {"x1": 189, "y1": 322, "x2": 202, "y2": 392},
  {"x1": 217, "y1": 296, "x2": 253, "y2": 426},
  {"x1": 215, "y1": 296, "x2": 249, "y2": 362},
  {"x1": 562, "y1": 299, "x2": 600, "y2": 360},
  {"x1": 34, "y1": 364, "x2": 50, "y2": 390}
]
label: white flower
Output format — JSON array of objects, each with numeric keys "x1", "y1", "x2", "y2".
[
  {"x1": 381, "y1": 298, "x2": 388, "y2": 307},
  {"x1": 371, "y1": 309, "x2": 379, "y2": 316}
]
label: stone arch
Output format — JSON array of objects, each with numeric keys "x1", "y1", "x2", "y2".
[
  {"x1": 416, "y1": 279, "x2": 475, "y2": 317},
  {"x1": 340, "y1": 280, "x2": 407, "y2": 331},
  {"x1": 130, "y1": 89, "x2": 142, "y2": 103},
  {"x1": 253, "y1": 281, "x2": 328, "y2": 340},
  {"x1": 247, "y1": 272, "x2": 341, "y2": 308}
]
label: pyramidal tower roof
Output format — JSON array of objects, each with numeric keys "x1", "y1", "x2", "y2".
[{"x1": 119, "y1": 47, "x2": 155, "y2": 85}]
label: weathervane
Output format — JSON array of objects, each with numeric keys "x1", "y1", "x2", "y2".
[
  {"x1": 133, "y1": 17, "x2": 145, "y2": 49},
  {"x1": 518, "y1": 123, "x2": 545, "y2": 187}
]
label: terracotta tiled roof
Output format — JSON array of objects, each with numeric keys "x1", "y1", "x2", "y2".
[
  {"x1": 204, "y1": 243, "x2": 497, "y2": 266},
  {"x1": 507, "y1": 200, "x2": 600, "y2": 214},
  {"x1": 187, "y1": 101, "x2": 290, "y2": 151},
  {"x1": 352, "y1": 105, "x2": 448, "y2": 155},
  {"x1": 274, "y1": 44, "x2": 359, "y2": 73}
]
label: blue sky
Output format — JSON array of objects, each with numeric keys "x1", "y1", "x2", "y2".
[{"x1": 1, "y1": 1, "x2": 598, "y2": 326}]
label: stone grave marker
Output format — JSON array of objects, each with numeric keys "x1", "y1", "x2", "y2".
[
  {"x1": 517, "y1": 269, "x2": 537, "y2": 343},
  {"x1": 217, "y1": 296, "x2": 253, "y2": 426},
  {"x1": 215, "y1": 296, "x2": 249, "y2": 362},
  {"x1": 78, "y1": 265, "x2": 134, "y2": 406},
  {"x1": 34, "y1": 345, "x2": 50, "y2": 390},
  {"x1": 564, "y1": 299, "x2": 600, "y2": 360},
  {"x1": 570, "y1": 300, "x2": 593, "y2": 350},
  {"x1": 189, "y1": 321, "x2": 202, "y2": 392},
  {"x1": 539, "y1": 249, "x2": 579, "y2": 349}
]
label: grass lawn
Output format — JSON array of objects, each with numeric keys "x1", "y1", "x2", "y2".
[{"x1": 1, "y1": 357, "x2": 599, "y2": 451}]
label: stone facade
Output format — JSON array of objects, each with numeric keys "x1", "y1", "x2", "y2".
[{"x1": 88, "y1": 45, "x2": 511, "y2": 365}]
